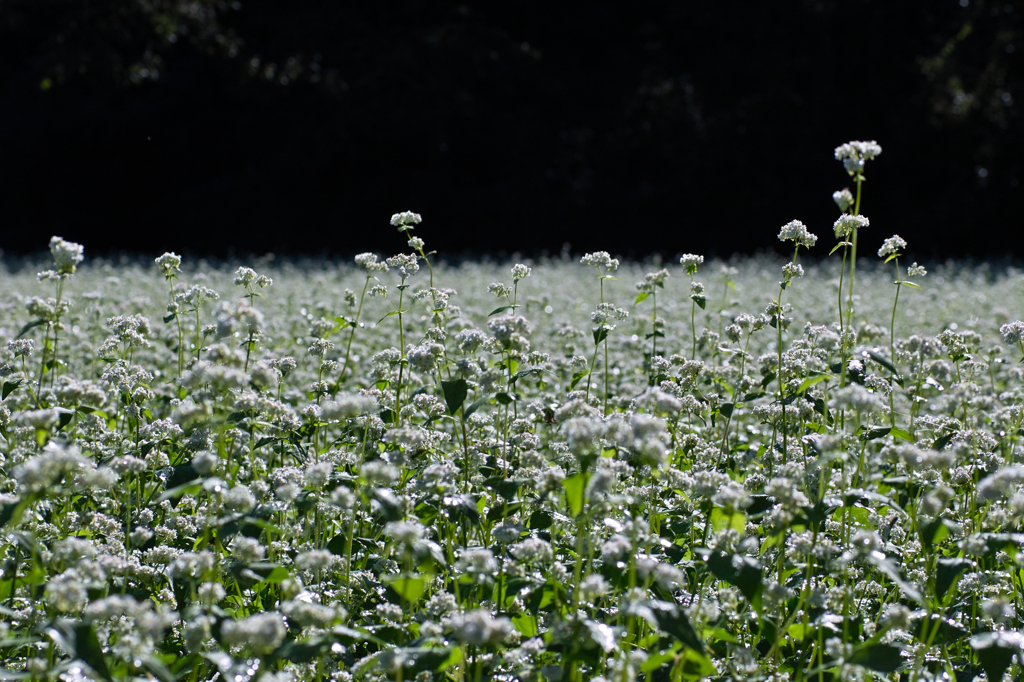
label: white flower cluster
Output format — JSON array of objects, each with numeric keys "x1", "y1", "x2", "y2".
[
  {"x1": 777, "y1": 220, "x2": 817, "y2": 248},
  {"x1": 834, "y1": 139, "x2": 882, "y2": 176}
]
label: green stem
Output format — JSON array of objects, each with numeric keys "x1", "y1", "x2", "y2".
[
  {"x1": 845, "y1": 176, "x2": 863, "y2": 329},
  {"x1": 889, "y1": 258, "x2": 902, "y2": 429}
]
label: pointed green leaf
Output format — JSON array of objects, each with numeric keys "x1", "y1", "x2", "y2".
[
  {"x1": 383, "y1": 573, "x2": 426, "y2": 604},
  {"x1": 935, "y1": 556, "x2": 971, "y2": 599},
  {"x1": 563, "y1": 473, "x2": 586, "y2": 517},
  {"x1": 847, "y1": 643, "x2": 905, "y2": 672},
  {"x1": 15, "y1": 320, "x2": 46, "y2": 339},
  {"x1": 796, "y1": 374, "x2": 829, "y2": 393},
  {"x1": 2, "y1": 378, "x2": 22, "y2": 400},
  {"x1": 441, "y1": 379, "x2": 468, "y2": 415}
]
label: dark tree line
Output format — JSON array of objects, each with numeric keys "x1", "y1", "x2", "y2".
[{"x1": 1, "y1": 0, "x2": 1020, "y2": 257}]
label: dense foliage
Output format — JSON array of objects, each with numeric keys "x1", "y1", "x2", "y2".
[{"x1": 4, "y1": 146, "x2": 1024, "y2": 681}]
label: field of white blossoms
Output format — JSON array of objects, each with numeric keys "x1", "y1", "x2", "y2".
[{"x1": 4, "y1": 143, "x2": 1024, "y2": 682}]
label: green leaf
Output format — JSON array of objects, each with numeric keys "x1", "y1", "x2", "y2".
[
  {"x1": 139, "y1": 655, "x2": 177, "y2": 682},
  {"x1": 847, "y1": 643, "x2": 905, "y2": 673},
  {"x1": 865, "y1": 551, "x2": 923, "y2": 604},
  {"x1": 262, "y1": 566, "x2": 290, "y2": 583},
  {"x1": 861, "y1": 426, "x2": 893, "y2": 441},
  {"x1": 971, "y1": 632, "x2": 1023, "y2": 682},
  {"x1": 890, "y1": 428, "x2": 913, "y2": 442},
  {"x1": 487, "y1": 501, "x2": 522, "y2": 521},
  {"x1": 156, "y1": 478, "x2": 204, "y2": 503},
  {"x1": 638, "y1": 601, "x2": 705, "y2": 654},
  {"x1": 510, "y1": 368, "x2": 545, "y2": 385},
  {"x1": 47, "y1": 622, "x2": 114, "y2": 682},
  {"x1": 866, "y1": 350, "x2": 898, "y2": 375},
  {"x1": 377, "y1": 310, "x2": 408, "y2": 324},
  {"x1": 643, "y1": 643, "x2": 678, "y2": 672},
  {"x1": 528, "y1": 510, "x2": 553, "y2": 530},
  {"x1": 512, "y1": 614, "x2": 538, "y2": 638},
  {"x1": 563, "y1": 473, "x2": 586, "y2": 517},
  {"x1": 935, "y1": 557, "x2": 972, "y2": 600},
  {"x1": 15, "y1": 319, "x2": 46, "y2": 339},
  {"x1": 569, "y1": 370, "x2": 589, "y2": 391},
  {"x1": 2, "y1": 378, "x2": 23, "y2": 400},
  {"x1": 593, "y1": 327, "x2": 609, "y2": 345},
  {"x1": 445, "y1": 494, "x2": 481, "y2": 526},
  {"x1": 932, "y1": 433, "x2": 953, "y2": 450},
  {"x1": 710, "y1": 508, "x2": 746, "y2": 534},
  {"x1": 441, "y1": 379, "x2": 468, "y2": 415},
  {"x1": 829, "y1": 241, "x2": 850, "y2": 255},
  {"x1": 360, "y1": 647, "x2": 461, "y2": 678},
  {"x1": 693, "y1": 295, "x2": 706, "y2": 310},
  {"x1": 495, "y1": 392, "x2": 515, "y2": 405},
  {"x1": 484, "y1": 476, "x2": 527, "y2": 500},
  {"x1": 634, "y1": 292, "x2": 650, "y2": 305},
  {"x1": 0, "y1": 497, "x2": 29, "y2": 529},
  {"x1": 902, "y1": 281, "x2": 921, "y2": 289},
  {"x1": 463, "y1": 396, "x2": 490, "y2": 419},
  {"x1": 488, "y1": 306, "x2": 512, "y2": 316},
  {"x1": 702, "y1": 550, "x2": 762, "y2": 604},
  {"x1": 383, "y1": 573, "x2": 426, "y2": 604},
  {"x1": 272, "y1": 639, "x2": 330, "y2": 664},
  {"x1": 796, "y1": 374, "x2": 830, "y2": 393},
  {"x1": 718, "y1": 403, "x2": 734, "y2": 418},
  {"x1": 917, "y1": 517, "x2": 951, "y2": 550},
  {"x1": 676, "y1": 646, "x2": 716, "y2": 680}
]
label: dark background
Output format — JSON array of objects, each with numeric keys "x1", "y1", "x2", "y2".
[{"x1": 1, "y1": 0, "x2": 1020, "y2": 259}]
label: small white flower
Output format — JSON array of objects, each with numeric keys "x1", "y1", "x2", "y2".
[
  {"x1": 834, "y1": 140, "x2": 882, "y2": 176},
  {"x1": 155, "y1": 252, "x2": 181, "y2": 274},
  {"x1": 49, "y1": 236, "x2": 84, "y2": 275},
  {"x1": 355, "y1": 252, "x2": 388, "y2": 273},
  {"x1": 833, "y1": 214, "x2": 869, "y2": 239},
  {"x1": 877, "y1": 235, "x2": 906, "y2": 259},
  {"x1": 777, "y1": 220, "x2": 817, "y2": 248},
  {"x1": 907, "y1": 262, "x2": 927, "y2": 277},
  {"x1": 511, "y1": 263, "x2": 531, "y2": 281},
  {"x1": 581, "y1": 251, "x2": 619, "y2": 271},
  {"x1": 391, "y1": 210, "x2": 422, "y2": 227},
  {"x1": 832, "y1": 188, "x2": 855, "y2": 212},
  {"x1": 679, "y1": 253, "x2": 703, "y2": 275}
]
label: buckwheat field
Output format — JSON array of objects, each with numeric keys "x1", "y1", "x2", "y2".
[{"x1": 4, "y1": 143, "x2": 1024, "y2": 682}]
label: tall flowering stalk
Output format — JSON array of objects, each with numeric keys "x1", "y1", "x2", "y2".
[
  {"x1": 233, "y1": 266, "x2": 272, "y2": 371},
  {"x1": 680, "y1": 254, "x2": 704, "y2": 360},
  {"x1": 635, "y1": 268, "x2": 669, "y2": 384},
  {"x1": 155, "y1": 252, "x2": 184, "y2": 377},
  {"x1": 833, "y1": 140, "x2": 881, "y2": 330},
  {"x1": 773, "y1": 220, "x2": 817, "y2": 462},
  {"x1": 382, "y1": 252, "x2": 419, "y2": 424},
  {"x1": 340, "y1": 253, "x2": 388, "y2": 384},
  {"x1": 878, "y1": 234, "x2": 925, "y2": 427},
  {"x1": 30, "y1": 237, "x2": 83, "y2": 402},
  {"x1": 581, "y1": 251, "x2": 620, "y2": 414}
]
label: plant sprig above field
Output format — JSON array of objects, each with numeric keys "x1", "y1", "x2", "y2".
[{"x1": 3, "y1": 144, "x2": 1024, "y2": 682}]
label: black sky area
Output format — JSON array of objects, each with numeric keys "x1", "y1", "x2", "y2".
[{"x1": 0, "y1": 0, "x2": 1021, "y2": 261}]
